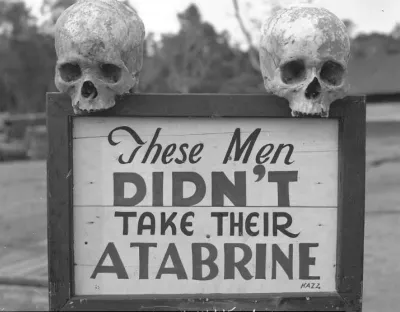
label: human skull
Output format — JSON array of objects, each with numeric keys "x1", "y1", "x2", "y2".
[
  {"x1": 259, "y1": 6, "x2": 350, "y2": 117},
  {"x1": 54, "y1": 0, "x2": 145, "y2": 114}
]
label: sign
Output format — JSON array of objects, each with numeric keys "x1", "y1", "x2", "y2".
[{"x1": 47, "y1": 94, "x2": 365, "y2": 311}]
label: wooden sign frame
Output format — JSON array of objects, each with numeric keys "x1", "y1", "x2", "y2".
[{"x1": 47, "y1": 93, "x2": 365, "y2": 311}]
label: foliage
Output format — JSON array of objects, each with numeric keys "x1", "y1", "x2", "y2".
[
  {"x1": 0, "y1": 0, "x2": 264, "y2": 113},
  {"x1": 0, "y1": 1, "x2": 400, "y2": 113},
  {"x1": 141, "y1": 4, "x2": 262, "y2": 94},
  {"x1": 0, "y1": 0, "x2": 56, "y2": 113}
]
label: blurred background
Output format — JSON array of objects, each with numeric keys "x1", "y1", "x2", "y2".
[{"x1": 0, "y1": 0, "x2": 399, "y2": 311}]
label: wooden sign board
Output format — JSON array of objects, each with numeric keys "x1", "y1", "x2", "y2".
[{"x1": 47, "y1": 94, "x2": 366, "y2": 311}]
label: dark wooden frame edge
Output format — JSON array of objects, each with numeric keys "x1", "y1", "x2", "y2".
[{"x1": 47, "y1": 93, "x2": 366, "y2": 312}]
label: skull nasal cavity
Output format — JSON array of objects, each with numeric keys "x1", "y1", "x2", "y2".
[
  {"x1": 81, "y1": 81, "x2": 98, "y2": 99},
  {"x1": 305, "y1": 78, "x2": 322, "y2": 99}
]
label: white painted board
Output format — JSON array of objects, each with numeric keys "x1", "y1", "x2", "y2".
[{"x1": 72, "y1": 117, "x2": 338, "y2": 296}]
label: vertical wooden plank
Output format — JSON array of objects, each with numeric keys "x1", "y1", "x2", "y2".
[
  {"x1": 333, "y1": 96, "x2": 366, "y2": 312},
  {"x1": 47, "y1": 93, "x2": 74, "y2": 311}
]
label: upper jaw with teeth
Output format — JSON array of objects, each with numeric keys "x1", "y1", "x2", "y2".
[
  {"x1": 289, "y1": 95, "x2": 330, "y2": 117},
  {"x1": 291, "y1": 110, "x2": 328, "y2": 118},
  {"x1": 72, "y1": 105, "x2": 111, "y2": 115}
]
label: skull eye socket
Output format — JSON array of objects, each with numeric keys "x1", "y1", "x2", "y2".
[
  {"x1": 320, "y1": 61, "x2": 345, "y2": 86},
  {"x1": 59, "y1": 63, "x2": 82, "y2": 82},
  {"x1": 100, "y1": 63, "x2": 122, "y2": 83},
  {"x1": 280, "y1": 60, "x2": 306, "y2": 84}
]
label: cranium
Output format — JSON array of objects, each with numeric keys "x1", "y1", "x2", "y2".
[
  {"x1": 54, "y1": 0, "x2": 145, "y2": 114},
  {"x1": 259, "y1": 6, "x2": 350, "y2": 117}
]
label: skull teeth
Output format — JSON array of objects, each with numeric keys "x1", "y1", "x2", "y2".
[
  {"x1": 73, "y1": 105, "x2": 110, "y2": 115},
  {"x1": 291, "y1": 111, "x2": 327, "y2": 118}
]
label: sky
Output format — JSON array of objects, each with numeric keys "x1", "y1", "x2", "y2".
[{"x1": 23, "y1": 0, "x2": 400, "y2": 47}]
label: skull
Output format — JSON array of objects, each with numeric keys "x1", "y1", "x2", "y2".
[
  {"x1": 259, "y1": 6, "x2": 350, "y2": 117},
  {"x1": 54, "y1": 0, "x2": 145, "y2": 114}
]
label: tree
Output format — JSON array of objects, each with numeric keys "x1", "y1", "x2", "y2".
[
  {"x1": 142, "y1": 4, "x2": 235, "y2": 93},
  {"x1": 140, "y1": 4, "x2": 265, "y2": 94},
  {"x1": 231, "y1": 0, "x2": 260, "y2": 72},
  {"x1": 0, "y1": 0, "x2": 56, "y2": 113}
]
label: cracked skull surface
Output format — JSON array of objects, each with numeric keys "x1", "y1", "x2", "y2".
[
  {"x1": 259, "y1": 6, "x2": 350, "y2": 117},
  {"x1": 54, "y1": 0, "x2": 145, "y2": 114}
]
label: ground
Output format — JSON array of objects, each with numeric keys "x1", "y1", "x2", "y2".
[{"x1": 0, "y1": 108, "x2": 399, "y2": 311}]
